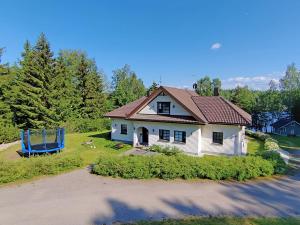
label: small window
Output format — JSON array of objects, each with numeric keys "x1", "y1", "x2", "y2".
[
  {"x1": 174, "y1": 131, "x2": 186, "y2": 143},
  {"x1": 212, "y1": 132, "x2": 223, "y2": 145},
  {"x1": 159, "y1": 129, "x2": 170, "y2": 141},
  {"x1": 121, "y1": 124, "x2": 127, "y2": 135},
  {"x1": 157, "y1": 102, "x2": 170, "y2": 114}
]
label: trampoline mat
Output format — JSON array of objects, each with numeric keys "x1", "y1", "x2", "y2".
[{"x1": 30, "y1": 143, "x2": 59, "y2": 151}]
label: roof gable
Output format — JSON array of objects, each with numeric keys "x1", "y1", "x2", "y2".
[
  {"x1": 138, "y1": 91, "x2": 192, "y2": 116},
  {"x1": 105, "y1": 86, "x2": 252, "y2": 126},
  {"x1": 128, "y1": 86, "x2": 207, "y2": 123}
]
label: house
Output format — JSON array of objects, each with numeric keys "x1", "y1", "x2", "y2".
[
  {"x1": 272, "y1": 118, "x2": 300, "y2": 136},
  {"x1": 105, "y1": 86, "x2": 251, "y2": 156}
]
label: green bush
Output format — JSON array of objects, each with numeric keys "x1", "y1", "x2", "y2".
[
  {"x1": 62, "y1": 118, "x2": 111, "y2": 133},
  {"x1": 92, "y1": 154, "x2": 275, "y2": 181},
  {"x1": 264, "y1": 138, "x2": 280, "y2": 151},
  {"x1": 246, "y1": 130, "x2": 271, "y2": 141},
  {"x1": 0, "y1": 153, "x2": 83, "y2": 184},
  {"x1": 149, "y1": 145, "x2": 181, "y2": 156},
  {"x1": 257, "y1": 150, "x2": 287, "y2": 174},
  {"x1": 0, "y1": 123, "x2": 19, "y2": 144}
]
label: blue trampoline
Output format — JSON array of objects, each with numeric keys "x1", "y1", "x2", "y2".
[{"x1": 20, "y1": 128, "x2": 65, "y2": 156}]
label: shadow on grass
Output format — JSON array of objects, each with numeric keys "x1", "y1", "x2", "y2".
[{"x1": 88, "y1": 131, "x2": 111, "y2": 140}]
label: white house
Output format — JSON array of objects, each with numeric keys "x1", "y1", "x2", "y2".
[{"x1": 105, "y1": 86, "x2": 252, "y2": 156}]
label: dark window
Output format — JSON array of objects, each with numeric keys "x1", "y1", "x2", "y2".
[
  {"x1": 174, "y1": 131, "x2": 186, "y2": 143},
  {"x1": 159, "y1": 129, "x2": 170, "y2": 141},
  {"x1": 212, "y1": 132, "x2": 223, "y2": 145},
  {"x1": 157, "y1": 102, "x2": 170, "y2": 114},
  {"x1": 121, "y1": 124, "x2": 127, "y2": 134}
]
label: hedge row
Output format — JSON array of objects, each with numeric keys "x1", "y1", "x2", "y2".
[
  {"x1": 0, "y1": 153, "x2": 83, "y2": 184},
  {"x1": 92, "y1": 154, "x2": 281, "y2": 181},
  {"x1": 246, "y1": 130, "x2": 280, "y2": 151}
]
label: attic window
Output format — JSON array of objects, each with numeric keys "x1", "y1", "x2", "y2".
[{"x1": 157, "y1": 102, "x2": 170, "y2": 114}]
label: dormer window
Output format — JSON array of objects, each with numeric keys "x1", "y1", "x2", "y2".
[{"x1": 157, "y1": 102, "x2": 170, "y2": 114}]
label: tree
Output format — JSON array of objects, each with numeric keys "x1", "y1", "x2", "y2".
[
  {"x1": 10, "y1": 35, "x2": 56, "y2": 129},
  {"x1": 0, "y1": 48, "x2": 9, "y2": 76},
  {"x1": 111, "y1": 65, "x2": 146, "y2": 107},
  {"x1": 147, "y1": 81, "x2": 159, "y2": 96},
  {"x1": 280, "y1": 63, "x2": 300, "y2": 113},
  {"x1": 231, "y1": 86, "x2": 256, "y2": 113},
  {"x1": 76, "y1": 54, "x2": 107, "y2": 119},
  {"x1": 196, "y1": 76, "x2": 212, "y2": 96},
  {"x1": 50, "y1": 55, "x2": 80, "y2": 121},
  {"x1": 212, "y1": 78, "x2": 221, "y2": 90}
]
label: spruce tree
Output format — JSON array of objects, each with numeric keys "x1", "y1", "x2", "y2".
[
  {"x1": 77, "y1": 54, "x2": 106, "y2": 119},
  {"x1": 50, "y1": 55, "x2": 80, "y2": 121},
  {"x1": 10, "y1": 34, "x2": 56, "y2": 129}
]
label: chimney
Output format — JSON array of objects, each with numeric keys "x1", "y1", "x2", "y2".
[
  {"x1": 214, "y1": 87, "x2": 220, "y2": 96},
  {"x1": 192, "y1": 83, "x2": 197, "y2": 90}
]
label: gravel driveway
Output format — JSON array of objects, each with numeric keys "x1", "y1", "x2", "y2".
[{"x1": 0, "y1": 169, "x2": 300, "y2": 225}]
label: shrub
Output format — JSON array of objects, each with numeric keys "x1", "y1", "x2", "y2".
[
  {"x1": 62, "y1": 118, "x2": 111, "y2": 133},
  {"x1": 256, "y1": 150, "x2": 287, "y2": 174},
  {"x1": 0, "y1": 123, "x2": 19, "y2": 144},
  {"x1": 149, "y1": 145, "x2": 181, "y2": 156},
  {"x1": 264, "y1": 138, "x2": 280, "y2": 151},
  {"x1": 246, "y1": 130, "x2": 271, "y2": 141},
  {"x1": 92, "y1": 154, "x2": 276, "y2": 181},
  {"x1": 0, "y1": 153, "x2": 83, "y2": 184}
]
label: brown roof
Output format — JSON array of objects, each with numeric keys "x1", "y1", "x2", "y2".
[
  {"x1": 105, "y1": 86, "x2": 252, "y2": 125},
  {"x1": 192, "y1": 96, "x2": 251, "y2": 125},
  {"x1": 105, "y1": 96, "x2": 147, "y2": 118}
]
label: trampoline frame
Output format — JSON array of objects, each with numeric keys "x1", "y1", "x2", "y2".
[{"x1": 20, "y1": 128, "x2": 65, "y2": 156}]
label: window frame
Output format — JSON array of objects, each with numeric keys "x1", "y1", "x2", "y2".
[
  {"x1": 159, "y1": 129, "x2": 170, "y2": 142},
  {"x1": 120, "y1": 124, "x2": 128, "y2": 135},
  {"x1": 212, "y1": 132, "x2": 223, "y2": 145},
  {"x1": 157, "y1": 102, "x2": 171, "y2": 115},
  {"x1": 174, "y1": 130, "x2": 186, "y2": 143}
]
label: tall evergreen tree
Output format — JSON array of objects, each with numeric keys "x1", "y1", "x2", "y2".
[
  {"x1": 50, "y1": 55, "x2": 80, "y2": 121},
  {"x1": 77, "y1": 54, "x2": 106, "y2": 119},
  {"x1": 10, "y1": 34, "x2": 56, "y2": 129}
]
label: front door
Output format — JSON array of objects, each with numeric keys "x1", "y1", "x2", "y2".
[{"x1": 142, "y1": 127, "x2": 148, "y2": 145}]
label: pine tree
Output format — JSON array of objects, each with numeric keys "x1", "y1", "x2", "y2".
[
  {"x1": 10, "y1": 34, "x2": 56, "y2": 129},
  {"x1": 77, "y1": 54, "x2": 106, "y2": 119},
  {"x1": 50, "y1": 55, "x2": 80, "y2": 121}
]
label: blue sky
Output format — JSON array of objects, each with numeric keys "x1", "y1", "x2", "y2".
[{"x1": 1, "y1": 0, "x2": 300, "y2": 89}]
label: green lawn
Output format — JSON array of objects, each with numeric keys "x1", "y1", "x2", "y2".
[
  {"x1": 246, "y1": 136, "x2": 264, "y2": 155},
  {"x1": 271, "y1": 134, "x2": 300, "y2": 151},
  {"x1": 0, "y1": 131, "x2": 131, "y2": 163},
  {"x1": 0, "y1": 131, "x2": 132, "y2": 185},
  {"x1": 133, "y1": 217, "x2": 300, "y2": 225}
]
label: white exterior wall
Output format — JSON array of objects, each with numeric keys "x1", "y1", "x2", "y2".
[
  {"x1": 201, "y1": 124, "x2": 244, "y2": 155},
  {"x1": 133, "y1": 121, "x2": 201, "y2": 155},
  {"x1": 110, "y1": 120, "x2": 246, "y2": 156},
  {"x1": 139, "y1": 95, "x2": 191, "y2": 116},
  {"x1": 111, "y1": 119, "x2": 134, "y2": 143}
]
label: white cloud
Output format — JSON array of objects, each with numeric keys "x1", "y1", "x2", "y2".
[
  {"x1": 222, "y1": 73, "x2": 283, "y2": 90},
  {"x1": 211, "y1": 42, "x2": 222, "y2": 50}
]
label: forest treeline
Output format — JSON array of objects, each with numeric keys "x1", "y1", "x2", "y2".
[{"x1": 0, "y1": 33, "x2": 299, "y2": 143}]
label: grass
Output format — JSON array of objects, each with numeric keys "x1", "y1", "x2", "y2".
[
  {"x1": 0, "y1": 131, "x2": 132, "y2": 184},
  {"x1": 246, "y1": 136, "x2": 265, "y2": 155},
  {"x1": 271, "y1": 134, "x2": 300, "y2": 151},
  {"x1": 133, "y1": 217, "x2": 300, "y2": 225}
]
